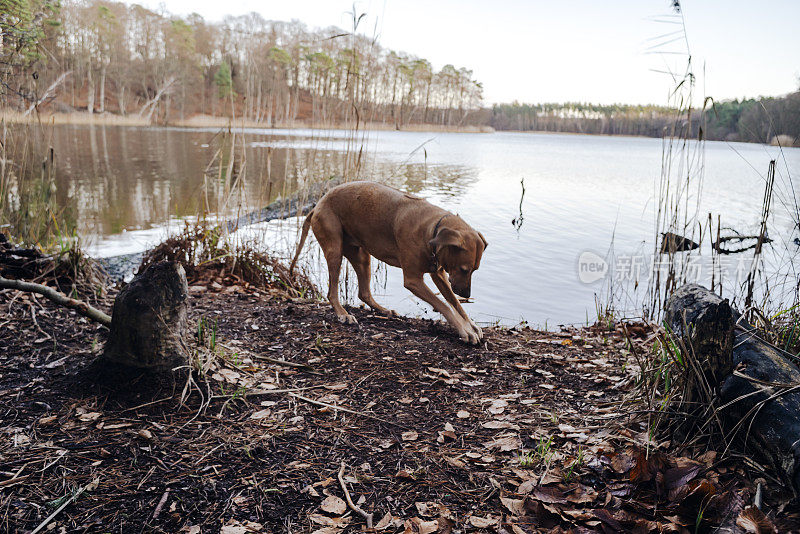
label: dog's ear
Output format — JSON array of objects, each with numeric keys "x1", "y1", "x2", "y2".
[
  {"x1": 478, "y1": 232, "x2": 488, "y2": 249},
  {"x1": 429, "y1": 228, "x2": 463, "y2": 252}
]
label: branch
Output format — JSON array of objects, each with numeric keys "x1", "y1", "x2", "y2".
[
  {"x1": 0, "y1": 276, "x2": 111, "y2": 327},
  {"x1": 337, "y1": 461, "x2": 373, "y2": 529}
]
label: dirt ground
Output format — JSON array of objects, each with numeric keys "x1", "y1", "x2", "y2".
[{"x1": 1, "y1": 282, "x2": 797, "y2": 533}]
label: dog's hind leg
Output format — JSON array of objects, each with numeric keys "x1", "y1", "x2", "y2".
[
  {"x1": 343, "y1": 244, "x2": 395, "y2": 317},
  {"x1": 312, "y1": 213, "x2": 357, "y2": 325}
]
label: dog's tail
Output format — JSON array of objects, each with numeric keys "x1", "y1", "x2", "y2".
[{"x1": 289, "y1": 209, "x2": 314, "y2": 274}]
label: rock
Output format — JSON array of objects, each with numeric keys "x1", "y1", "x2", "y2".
[{"x1": 103, "y1": 261, "x2": 189, "y2": 369}]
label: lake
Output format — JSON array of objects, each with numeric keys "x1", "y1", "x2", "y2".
[{"x1": 37, "y1": 124, "x2": 800, "y2": 327}]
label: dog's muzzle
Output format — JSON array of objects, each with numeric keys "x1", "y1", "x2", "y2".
[{"x1": 453, "y1": 286, "x2": 470, "y2": 299}]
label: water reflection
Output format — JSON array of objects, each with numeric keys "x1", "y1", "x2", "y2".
[{"x1": 18, "y1": 124, "x2": 478, "y2": 244}]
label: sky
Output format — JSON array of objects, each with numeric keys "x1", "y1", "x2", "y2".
[{"x1": 128, "y1": 0, "x2": 800, "y2": 106}]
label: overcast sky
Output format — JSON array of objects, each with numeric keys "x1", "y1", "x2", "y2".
[{"x1": 128, "y1": 0, "x2": 800, "y2": 105}]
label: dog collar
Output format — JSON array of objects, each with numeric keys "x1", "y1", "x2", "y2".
[{"x1": 429, "y1": 214, "x2": 452, "y2": 271}]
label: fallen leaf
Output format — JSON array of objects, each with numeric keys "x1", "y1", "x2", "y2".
[
  {"x1": 456, "y1": 410, "x2": 471, "y2": 419},
  {"x1": 402, "y1": 431, "x2": 419, "y2": 442},
  {"x1": 249, "y1": 409, "x2": 272, "y2": 420},
  {"x1": 736, "y1": 505, "x2": 777, "y2": 534},
  {"x1": 500, "y1": 496, "x2": 525, "y2": 516},
  {"x1": 375, "y1": 511, "x2": 394, "y2": 530},
  {"x1": 320, "y1": 495, "x2": 347, "y2": 515},
  {"x1": 220, "y1": 519, "x2": 264, "y2": 533},
  {"x1": 483, "y1": 435, "x2": 522, "y2": 452},
  {"x1": 308, "y1": 514, "x2": 351, "y2": 527},
  {"x1": 481, "y1": 421, "x2": 520, "y2": 430},
  {"x1": 468, "y1": 515, "x2": 497, "y2": 528},
  {"x1": 403, "y1": 518, "x2": 438, "y2": 534},
  {"x1": 487, "y1": 399, "x2": 508, "y2": 414},
  {"x1": 78, "y1": 411, "x2": 102, "y2": 422}
]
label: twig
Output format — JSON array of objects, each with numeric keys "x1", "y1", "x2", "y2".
[
  {"x1": 210, "y1": 385, "x2": 325, "y2": 399},
  {"x1": 152, "y1": 488, "x2": 170, "y2": 519},
  {"x1": 337, "y1": 461, "x2": 373, "y2": 529},
  {"x1": 289, "y1": 393, "x2": 404, "y2": 428},
  {"x1": 0, "y1": 276, "x2": 111, "y2": 326},
  {"x1": 250, "y1": 353, "x2": 317, "y2": 371},
  {"x1": 30, "y1": 479, "x2": 94, "y2": 534}
]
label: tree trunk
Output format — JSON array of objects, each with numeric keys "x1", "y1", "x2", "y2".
[
  {"x1": 103, "y1": 261, "x2": 189, "y2": 370},
  {"x1": 666, "y1": 284, "x2": 800, "y2": 493},
  {"x1": 86, "y1": 66, "x2": 94, "y2": 114},
  {"x1": 98, "y1": 64, "x2": 106, "y2": 113}
]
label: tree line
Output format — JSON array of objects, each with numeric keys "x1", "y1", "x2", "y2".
[
  {"x1": 489, "y1": 94, "x2": 800, "y2": 145},
  {"x1": 1, "y1": 0, "x2": 485, "y2": 127},
  {"x1": 2, "y1": 0, "x2": 797, "y2": 144}
]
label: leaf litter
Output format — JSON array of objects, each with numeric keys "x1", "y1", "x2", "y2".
[{"x1": 0, "y1": 286, "x2": 797, "y2": 532}]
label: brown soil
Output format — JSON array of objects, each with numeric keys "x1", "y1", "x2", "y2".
[{"x1": 1, "y1": 283, "x2": 797, "y2": 533}]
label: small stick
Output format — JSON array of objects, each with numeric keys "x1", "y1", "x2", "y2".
[
  {"x1": 338, "y1": 461, "x2": 373, "y2": 529},
  {"x1": 152, "y1": 488, "x2": 170, "y2": 519},
  {"x1": 210, "y1": 385, "x2": 325, "y2": 399},
  {"x1": 30, "y1": 481, "x2": 92, "y2": 534},
  {"x1": 289, "y1": 393, "x2": 404, "y2": 428},
  {"x1": 250, "y1": 354, "x2": 317, "y2": 371}
]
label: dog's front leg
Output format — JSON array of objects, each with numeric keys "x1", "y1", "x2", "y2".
[
  {"x1": 430, "y1": 271, "x2": 482, "y2": 341},
  {"x1": 403, "y1": 273, "x2": 479, "y2": 345}
]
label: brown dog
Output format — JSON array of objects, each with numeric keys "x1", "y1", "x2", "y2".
[{"x1": 289, "y1": 181, "x2": 487, "y2": 344}]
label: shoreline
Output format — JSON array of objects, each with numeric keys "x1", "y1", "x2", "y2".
[
  {"x1": 5, "y1": 110, "x2": 796, "y2": 147},
  {"x1": 0, "y1": 110, "x2": 495, "y2": 134}
]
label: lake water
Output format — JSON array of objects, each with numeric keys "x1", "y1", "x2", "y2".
[{"x1": 36, "y1": 124, "x2": 800, "y2": 327}]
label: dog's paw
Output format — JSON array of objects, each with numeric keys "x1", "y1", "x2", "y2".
[
  {"x1": 457, "y1": 324, "x2": 480, "y2": 345},
  {"x1": 337, "y1": 313, "x2": 358, "y2": 325},
  {"x1": 468, "y1": 319, "x2": 483, "y2": 340}
]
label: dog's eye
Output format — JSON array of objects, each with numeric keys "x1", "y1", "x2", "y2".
[{"x1": 461, "y1": 267, "x2": 469, "y2": 273}]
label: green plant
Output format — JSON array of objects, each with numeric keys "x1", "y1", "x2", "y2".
[{"x1": 563, "y1": 447, "x2": 584, "y2": 482}]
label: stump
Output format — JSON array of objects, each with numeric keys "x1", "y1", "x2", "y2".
[
  {"x1": 664, "y1": 284, "x2": 736, "y2": 387},
  {"x1": 103, "y1": 261, "x2": 189, "y2": 369},
  {"x1": 665, "y1": 284, "x2": 800, "y2": 493}
]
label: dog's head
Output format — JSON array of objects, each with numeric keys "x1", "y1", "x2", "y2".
[{"x1": 430, "y1": 223, "x2": 487, "y2": 299}]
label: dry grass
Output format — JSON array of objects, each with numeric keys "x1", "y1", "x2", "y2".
[{"x1": 139, "y1": 222, "x2": 317, "y2": 298}]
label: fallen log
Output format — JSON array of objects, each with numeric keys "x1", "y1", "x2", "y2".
[
  {"x1": 220, "y1": 177, "x2": 341, "y2": 233},
  {"x1": 665, "y1": 284, "x2": 800, "y2": 493}
]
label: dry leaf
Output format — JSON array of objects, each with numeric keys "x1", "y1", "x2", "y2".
[
  {"x1": 403, "y1": 518, "x2": 438, "y2": 534},
  {"x1": 249, "y1": 409, "x2": 272, "y2": 420},
  {"x1": 481, "y1": 420, "x2": 520, "y2": 430},
  {"x1": 468, "y1": 515, "x2": 497, "y2": 528},
  {"x1": 320, "y1": 495, "x2": 347, "y2": 515},
  {"x1": 487, "y1": 399, "x2": 508, "y2": 414},
  {"x1": 483, "y1": 434, "x2": 522, "y2": 452},
  {"x1": 456, "y1": 410, "x2": 470, "y2": 419},
  {"x1": 500, "y1": 497, "x2": 525, "y2": 516},
  {"x1": 308, "y1": 514, "x2": 351, "y2": 527},
  {"x1": 402, "y1": 431, "x2": 419, "y2": 441},
  {"x1": 736, "y1": 506, "x2": 777, "y2": 534},
  {"x1": 375, "y1": 511, "x2": 394, "y2": 530}
]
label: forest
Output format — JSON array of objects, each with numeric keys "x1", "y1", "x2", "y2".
[
  {"x1": 2, "y1": 0, "x2": 799, "y2": 144},
  {"x1": 1, "y1": 0, "x2": 486, "y2": 127},
  {"x1": 489, "y1": 95, "x2": 800, "y2": 144}
]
